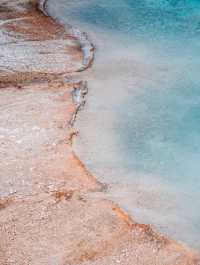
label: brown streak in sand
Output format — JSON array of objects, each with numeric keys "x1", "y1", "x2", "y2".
[
  {"x1": 51, "y1": 189, "x2": 74, "y2": 202},
  {"x1": 69, "y1": 151, "x2": 107, "y2": 192},
  {"x1": 112, "y1": 206, "x2": 134, "y2": 228},
  {"x1": 0, "y1": 198, "x2": 13, "y2": 210}
]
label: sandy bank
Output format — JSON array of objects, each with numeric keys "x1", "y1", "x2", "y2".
[{"x1": 0, "y1": 0, "x2": 199, "y2": 264}]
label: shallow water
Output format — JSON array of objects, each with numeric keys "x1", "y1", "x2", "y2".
[{"x1": 47, "y1": 0, "x2": 200, "y2": 250}]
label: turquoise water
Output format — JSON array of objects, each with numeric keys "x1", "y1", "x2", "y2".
[
  {"x1": 69, "y1": 0, "x2": 200, "y2": 36},
  {"x1": 119, "y1": 80, "x2": 200, "y2": 190},
  {"x1": 48, "y1": 0, "x2": 200, "y2": 249}
]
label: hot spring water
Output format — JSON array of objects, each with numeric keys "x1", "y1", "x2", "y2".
[{"x1": 47, "y1": 0, "x2": 200, "y2": 250}]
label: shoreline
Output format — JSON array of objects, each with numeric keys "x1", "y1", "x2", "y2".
[
  {"x1": 38, "y1": 0, "x2": 95, "y2": 72},
  {"x1": 0, "y1": 0, "x2": 199, "y2": 264},
  {"x1": 42, "y1": 0, "x2": 199, "y2": 256}
]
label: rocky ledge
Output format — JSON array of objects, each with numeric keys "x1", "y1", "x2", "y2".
[{"x1": 0, "y1": 0, "x2": 199, "y2": 264}]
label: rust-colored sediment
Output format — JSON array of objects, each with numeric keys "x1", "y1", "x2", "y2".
[{"x1": 0, "y1": 0, "x2": 199, "y2": 264}]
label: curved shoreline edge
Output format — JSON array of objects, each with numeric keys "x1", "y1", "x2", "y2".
[
  {"x1": 0, "y1": 0, "x2": 199, "y2": 263},
  {"x1": 38, "y1": 0, "x2": 200, "y2": 256},
  {"x1": 39, "y1": 0, "x2": 200, "y2": 255},
  {"x1": 38, "y1": 0, "x2": 95, "y2": 72}
]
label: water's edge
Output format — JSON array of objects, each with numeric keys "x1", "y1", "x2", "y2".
[
  {"x1": 38, "y1": 0, "x2": 94, "y2": 71},
  {"x1": 41, "y1": 0, "x2": 200, "y2": 256}
]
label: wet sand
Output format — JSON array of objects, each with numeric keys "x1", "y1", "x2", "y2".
[{"x1": 0, "y1": 0, "x2": 200, "y2": 264}]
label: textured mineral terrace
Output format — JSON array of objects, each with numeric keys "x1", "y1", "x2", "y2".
[{"x1": 0, "y1": 0, "x2": 200, "y2": 264}]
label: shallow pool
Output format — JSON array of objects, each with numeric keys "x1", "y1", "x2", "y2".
[{"x1": 48, "y1": 0, "x2": 200, "y2": 250}]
